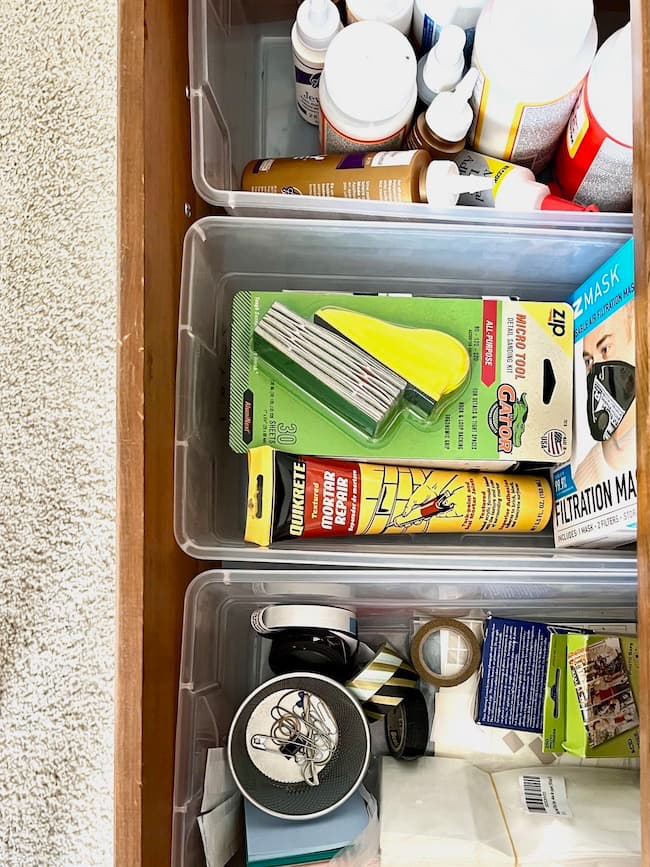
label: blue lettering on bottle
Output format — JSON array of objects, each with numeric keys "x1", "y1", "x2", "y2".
[{"x1": 421, "y1": 14, "x2": 441, "y2": 53}]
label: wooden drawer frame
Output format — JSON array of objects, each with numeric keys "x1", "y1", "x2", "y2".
[{"x1": 117, "y1": 0, "x2": 650, "y2": 863}]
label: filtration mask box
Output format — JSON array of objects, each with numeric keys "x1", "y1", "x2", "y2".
[
  {"x1": 543, "y1": 632, "x2": 640, "y2": 759},
  {"x1": 552, "y1": 239, "x2": 637, "y2": 547},
  {"x1": 229, "y1": 291, "x2": 573, "y2": 467}
]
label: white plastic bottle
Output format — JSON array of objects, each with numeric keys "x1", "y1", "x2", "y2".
[
  {"x1": 346, "y1": 0, "x2": 414, "y2": 35},
  {"x1": 407, "y1": 68, "x2": 477, "y2": 156},
  {"x1": 319, "y1": 22, "x2": 417, "y2": 152},
  {"x1": 452, "y1": 149, "x2": 597, "y2": 211},
  {"x1": 469, "y1": 0, "x2": 598, "y2": 173},
  {"x1": 412, "y1": 0, "x2": 488, "y2": 58},
  {"x1": 291, "y1": 0, "x2": 343, "y2": 126},
  {"x1": 416, "y1": 25, "x2": 465, "y2": 106},
  {"x1": 553, "y1": 23, "x2": 633, "y2": 212}
]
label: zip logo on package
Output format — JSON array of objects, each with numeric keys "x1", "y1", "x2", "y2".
[{"x1": 547, "y1": 307, "x2": 567, "y2": 337}]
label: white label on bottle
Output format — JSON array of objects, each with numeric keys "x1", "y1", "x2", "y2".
[
  {"x1": 519, "y1": 775, "x2": 573, "y2": 818},
  {"x1": 257, "y1": 159, "x2": 274, "y2": 173},
  {"x1": 294, "y1": 56, "x2": 323, "y2": 126},
  {"x1": 471, "y1": 77, "x2": 582, "y2": 173},
  {"x1": 320, "y1": 110, "x2": 407, "y2": 153},
  {"x1": 370, "y1": 151, "x2": 416, "y2": 167},
  {"x1": 574, "y1": 138, "x2": 633, "y2": 211},
  {"x1": 509, "y1": 87, "x2": 582, "y2": 172},
  {"x1": 454, "y1": 150, "x2": 504, "y2": 208}
]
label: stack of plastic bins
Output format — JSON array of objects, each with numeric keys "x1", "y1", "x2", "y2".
[{"x1": 175, "y1": 2, "x2": 639, "y2": 864}]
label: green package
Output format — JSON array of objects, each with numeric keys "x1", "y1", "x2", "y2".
[
  {"x1": 544, "y1": 632, "x2": 640, "y2": 758},
  {"x1": 229, "y1": 290, "x2": 573, "y2": 465}
]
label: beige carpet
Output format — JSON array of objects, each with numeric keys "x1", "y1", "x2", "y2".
[{"x1": 0, "y1": 2, "x2": 116, "y2": 865}]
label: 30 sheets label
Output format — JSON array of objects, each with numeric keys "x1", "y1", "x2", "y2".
[{"x1": 519, "y1": 774, "x2": 572, "y2": 817}]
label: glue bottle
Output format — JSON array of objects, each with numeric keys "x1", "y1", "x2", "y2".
[
  {"x1": 452, "y1": 148, "x2": 598, "y2": 211},
  {"x1": 412, "y1": 0, "x2": 488, "y2": 60},
  {"x1": 319, "y1": 22, "x2": 417, "y2": 152},
  {"x1": 241, "y1": 151, "x2": 493, "y2": 206},
  {"x1": 553, "y1": 23, "x2": 633, "y2": 212},
  {"x1": 407, "y1": 68, "x2": 477, "y2": 157},
  {"x1": 469, "y1": 0, "x2": 597, "y2": 172},
  {"x1": 291, "y1": 0, "x2": 343, "y2": 126},
  {"x1": 416, "y1": 25, "x2": 466, "y2": 107}
]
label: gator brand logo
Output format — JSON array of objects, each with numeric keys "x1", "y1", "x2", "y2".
[
  {"x1": 488, "y1": 384, "x2": 529, "y2": 453},
  {"x1": 547, "y1": 307, "x2": 567, "y2": 337}
]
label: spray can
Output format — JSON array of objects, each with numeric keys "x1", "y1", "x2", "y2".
[
  {"x1": 291, "y1": 0, "x2": 343, "y2": 126},
  {"x1": 469, "y1": 0, "x2": 597, "y2": 173},
  {"x1": 452, "y1": 149, "x2": 597, "y2": 211},
  {"x1": 241, "y1": 151, "x2": 492, "y2": 206},
  {"x1": 553, "y1": 23, "x2": 632, "y2": 212}
]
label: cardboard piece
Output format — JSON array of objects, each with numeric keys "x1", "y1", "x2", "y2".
[{"x1": 544, "y1": 633, "x2": 640, "y2": 759}]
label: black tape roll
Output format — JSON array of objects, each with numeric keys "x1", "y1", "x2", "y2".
[
  {"x1": 385, "y1": 689, "x2": 429, "y2": 760},
  {"x1": 268, "y1": 629, "x2": 357, "y2": 681}
]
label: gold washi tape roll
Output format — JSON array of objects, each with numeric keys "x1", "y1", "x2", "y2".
[
  {"x1": 410, "y1": 618, "x2": 481, "y2": 688},
  {"x1": 346, "y1": 644, "x2": 418, "y2": 720}
]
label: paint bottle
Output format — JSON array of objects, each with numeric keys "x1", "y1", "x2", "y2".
[
  {"x1": 291, "y1": 0, "x2": 343, "y2": 126},
  {"x1": 345, "y1": 0, "x2": 414, "y2": 35},
  {"x1": 246, "y1": 447, "x2": 553, "y2": 546},
  {"x1": 241, "y1": 151, "x2": 492, "y2": 206},
  {"x1": 452, "y1": 148, "x2": 598, "y2": 211},
  {"x1": 553, "y1": 23, "x2": 633, "y2": 212},
  {"x1": 319, "y1": 22, "x2": 417, "y2": 152},
  {"x1": 469, "y1": 0, "x2": 597, "y2": 173},
  {"x1": 407, "y1": 68, "x2": 477, "y2": 156},
  {"x1": 416, "y1": 25, "x2": 466, "y2": 107},
  {"x1": 412, "y1": 0, "x2": 488, "y2": 60}
]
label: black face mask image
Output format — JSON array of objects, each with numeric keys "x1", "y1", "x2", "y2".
[{"x1": 586, "y1": 361, "x2": 635, "y2": 441}]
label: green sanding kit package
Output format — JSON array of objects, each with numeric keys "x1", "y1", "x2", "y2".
[{"x1": 229, "y1": 290, "x2": 573, "y2": 466}]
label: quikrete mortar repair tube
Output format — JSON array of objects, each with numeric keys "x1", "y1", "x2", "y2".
[{"x1": 245, "y1": 446, "x2": 551, "y2": 546}]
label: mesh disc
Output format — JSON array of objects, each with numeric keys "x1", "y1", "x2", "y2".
[{"x1": 228, "y1": 673, "x2": 370, "y2": 819}]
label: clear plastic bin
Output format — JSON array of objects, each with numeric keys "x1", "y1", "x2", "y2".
[
  {"x1": 174, "y1": 215, "x2": 636, "y2": 574},
  {"x1": 171, "y1": 568, "x2": 639, "y2": 867},
  {"x1": 188, "y1": 0, "x2": 633, "y2": 230}
]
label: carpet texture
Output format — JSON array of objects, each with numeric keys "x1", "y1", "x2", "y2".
[{"x1": 0, "y1": 3, "x2": 116, "y2": 865}]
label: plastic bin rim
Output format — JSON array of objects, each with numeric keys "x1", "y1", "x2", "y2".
[{"x1": 184, "y1": 215, "x2": 634, "y2": 246}]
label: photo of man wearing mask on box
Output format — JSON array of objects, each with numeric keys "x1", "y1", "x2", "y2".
[{"x1": 575, "y1": 303, "x2": 636, "y2": 489}]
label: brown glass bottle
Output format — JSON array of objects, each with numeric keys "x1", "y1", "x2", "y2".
[{"x1": 405, "y1": 112, "x2": 466, "y2": 159}]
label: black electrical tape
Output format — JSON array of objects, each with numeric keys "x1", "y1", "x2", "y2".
[
  {"x1": 268, "y1": 629, "x2": 358, "y2": 681},
  {"x1": 385, "y1": 689, "x2": 429, "y2": 760}
]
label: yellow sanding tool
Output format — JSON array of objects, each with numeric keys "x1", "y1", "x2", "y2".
[{"x1": 314, "y1": 307, "x2": 471, "y2": 416}]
